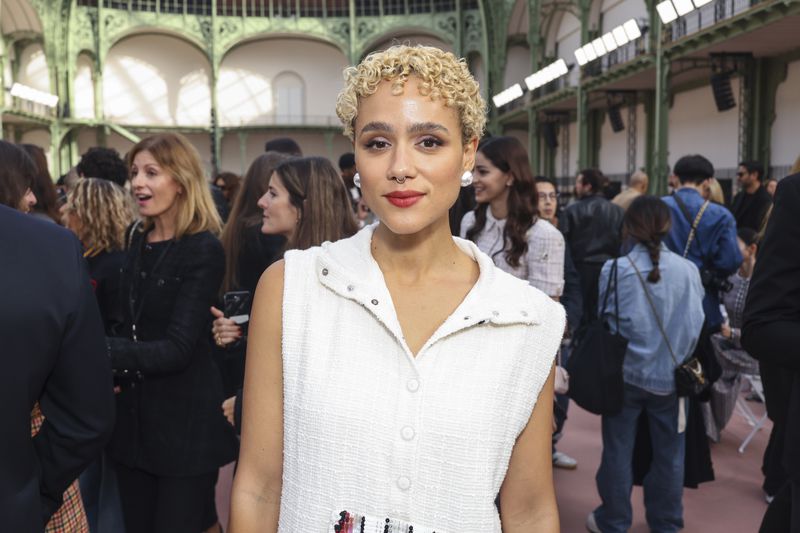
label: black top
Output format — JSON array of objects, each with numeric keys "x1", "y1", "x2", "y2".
[
  {"x1": 730, "y1": 184, "x2": 772, "y2": 232},
  {"x1": 86, "y1": 250, "x2": 126, "y2": 335},
  {"x1": 561, "y1": 195, "x2": 624, "y2": 265},
  {"x1": 236, "y1": 225, "x2": 285, "y2": 297},
  {"x1": 107, "y1": 228, "x2": 237, "y2": 476},
  {"x1": 742, "y1": 173, "x2": 800, "y2": 479},
  {"x1": 0, "y1": 206, "x2": 114, "y2": 530}
]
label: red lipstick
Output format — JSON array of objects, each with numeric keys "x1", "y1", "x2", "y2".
[{"x1": 384, "y1": 190, "x2": 424, "y2": 208}]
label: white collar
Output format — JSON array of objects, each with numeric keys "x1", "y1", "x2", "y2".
[{"x1": 314, "y1": 224, "x2": 542, "y2": 357}]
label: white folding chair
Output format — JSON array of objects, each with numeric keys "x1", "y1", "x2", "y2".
[{"x1": 737, "y1": 374, "x2": 768, "y2": 454}]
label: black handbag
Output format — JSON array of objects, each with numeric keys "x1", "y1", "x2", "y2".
[
  {"x1": 628, "y1": 256, "x2": 707, "y2": 397},
  {"x1": 566, "y1": 259, "x2": 629, "y2": 415}
]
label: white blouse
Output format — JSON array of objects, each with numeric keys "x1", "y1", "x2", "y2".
[
  {"x1": 460, "y1": 209, "x2": 565, "y2": 297},
  {"x1": 278, "y1": 224, "x2": 565, "y2": 532}
]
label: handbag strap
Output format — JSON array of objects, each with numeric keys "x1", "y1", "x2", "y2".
[
  {"x1": 627, "y1": 254, "x2": 679, "y2": 366},
  {"x1": 599, "y1": 258, "x2": 621, "y2": 330},
  {"x1": 674, "y1": 194, "x2": 710, "y2": 258}
]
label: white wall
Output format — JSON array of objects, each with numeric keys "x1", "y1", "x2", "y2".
[
  {"x1": 17, "y1": 43, "x2": 50, "y2": 92},
  {"x1": 218, "y1": 130, "x2": 353, "y2": 175},
  {"x1": 218, "y1": 38, "x2": 348, "y2": 127},
  {"x1": 104, "y1": 34, "x2": 211, "y2": 127},
  {"x1": 368, "y1": 34, "x2": 453, "y2": 55},
  {"x1": 555, "y1": 120, "x2": 578, "y2": 179},
  {"x1": 503, "y1": 44, "x2": 530, "y2": 89},
  {"x1": 598, "y1": 102, "x2": 646, "y2": 176},
  {"x1": 74, "y1": 54, "x2": 95, "y2": 119},
  {"x1": 668, "y1": 78, "x2": 740, "y2": 171},
  {"x1": 507, "y1": 0, "x2": 528, "y2": 37},
  {"x1": 600, "y1": 0, "x2": 647, "y2": 32},
  {"x1": 554, "y1": 12, "x2": 581, "y2": 87},
  {"x1": 770, "y1": 60, "x2": 800, "y2": 167}
]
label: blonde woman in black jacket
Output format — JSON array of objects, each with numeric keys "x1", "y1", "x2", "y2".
[{"x1": 106, "y1": 133, "x2": 237, "y2": 533}]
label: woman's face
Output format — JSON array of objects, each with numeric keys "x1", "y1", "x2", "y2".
[
  {"x1": 353, "y1": 75, "x2": 477, "y2": 235},
  {"x1": 18, "y1": 188, "x2": 36, "y2": 213},
  {"x1": 60, "y1": 203, "x2": 82, "y2": 238},
  {"x1": 215, "y1": 178, "x2": 230, "y2": 200},
  {"x1": 130, "y1": 150, "x2": 183, "y2": 222},
  {"x1": 257, "y1": 172, "x2": 299, "y2": 238},
  {"x1": 537, "y1": 181, "x2": 558, "y2": 222},
  {"x1": 472, "y1": 151, "x2": 511, "y2": 207}
]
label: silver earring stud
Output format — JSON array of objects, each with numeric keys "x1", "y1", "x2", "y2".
[
  {"x1": 461, "y1": 171, "x2": 473, "y2": 187},
  {"x1": 353, "y1": 173, "x2": 361, "y2": 188}
]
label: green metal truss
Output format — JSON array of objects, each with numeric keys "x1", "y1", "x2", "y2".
[{"x1": 1, "y1": 0, "x2": 498, "y2": 176}]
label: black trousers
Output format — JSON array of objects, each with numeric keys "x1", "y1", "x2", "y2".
[
  {"x1": 116, "y1": 463, "x2": 218, "y2": 533},
  {"x1": 760, "y1": 480, "x2": 800, "y2": 533}
]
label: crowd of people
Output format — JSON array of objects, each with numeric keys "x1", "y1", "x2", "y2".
[{"x1": 2, "y1": 43, "x2": 800, "y2": 533}]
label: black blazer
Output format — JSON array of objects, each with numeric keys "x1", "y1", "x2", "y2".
[
  {"x1": 0, "y1": 206, "x2": 115, "y2": 531},
  {"x1": 107, "y1": 227, "x2": 237, "y2": 476},
  {"x1": 730, "y1": 184, "x2": 772, "y2": 232},
  {"x1": 561, "y1": 195, "x2": 624, "y2": 265},
  {"x1": 742, "y1": 173, "x2": 800, "y2": 480}
]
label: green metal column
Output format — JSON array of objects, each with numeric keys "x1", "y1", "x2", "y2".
[
  {"x1": 527, "y1": 0, "x2": 541, "y2": 172},
  {"x1": 750, "y1": 57, "x2": 788, "y2": 172},
  {"x1": 237, "y1": 130, "x2": 248, "y2": 175},
  {"x1": 576, "y1": 0, "x2": 591, "y2": 169},
  {"x1": 528, "y1": 109, "x2": 540, "y2": 173},
  {"x1": 650, "y1": 17, "x2": 670, "y2": 195}
]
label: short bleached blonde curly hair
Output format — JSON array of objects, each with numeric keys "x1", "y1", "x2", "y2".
[{"x1": 336, "y1": 44, "x2": 486, "y2": 143}]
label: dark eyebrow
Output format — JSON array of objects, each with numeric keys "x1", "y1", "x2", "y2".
[
  {"x1": 359, "y1": 121, "x2": 393, "y2": 135},
  {"x1": 408, "y1": 122, "x2": 450, "y2": 135}
]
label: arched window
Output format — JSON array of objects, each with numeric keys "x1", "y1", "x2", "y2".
[{"x1": 274, "y1": 71, "x2": 304, "y2": 125}]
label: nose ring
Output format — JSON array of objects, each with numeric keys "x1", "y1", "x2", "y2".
[{"x1": 392, "y1": 176, "x2": 407, "y2": 184}]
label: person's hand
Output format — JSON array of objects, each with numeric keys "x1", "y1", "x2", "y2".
[
  {"x1": 721, "y1": 323, "x2": 732, "y2": 339},
  {"x1": 210, "y1": 306, "x2": 242, "y2": 347},
  {"x1": 222, "y1": 396, "x2": 236, "y2": 426}
]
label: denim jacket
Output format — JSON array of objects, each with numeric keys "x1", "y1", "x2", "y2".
[
  {"x1": 599, "y1": 244, "x2": 705, "y2": 394},
  {"x1": 662, "y1": 189, "x2": 742, "y2": 327}
]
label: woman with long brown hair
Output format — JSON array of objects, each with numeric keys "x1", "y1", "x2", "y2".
[
  {"x1": 460, "y1": 136, "x2": 565, "y2": 300},
  {"x1": 211, "y1": 156, "x2": 358, "y2": 427},
  {"x1": 589, "y1": 195, "x2": 704, "y2": 533},
  {"x1": 19, "y1": 144, "x2": 60, "y2": 223}
]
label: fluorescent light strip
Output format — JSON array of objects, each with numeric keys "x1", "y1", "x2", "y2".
[
  {"x1": 623, "y1": 19, "x2": 642, "y2": 40},
  {"x1": 656, "y1": 0, "x2": 679, "y2": 23},
  {"x1": 692, "y1": 0, "x2": 713, "y2": 6},
  {"x1": 492, "y1": 83, "x2": 524, "y2": 107},
  {"x1": 574, "y1": 48, "x2": 589, "y2": 66},
  {"x1": 672, "y1": 0, "x2": 695, "y2": 16},
  {"x1": 612, "y1": 27, "x2": 630, "y2": 47},
  {"x1": 591, "y1": 38, "x2": 608, "y2": 57},
  {"x1": 582, "y1": 43, "x2": 598, "y2": 61},
  {"x1": 602, "y1": 33, "x2": 619, "y2": 52},
  {"x1": 524, "y1": 59, "x2": 570, "y2": 91}
]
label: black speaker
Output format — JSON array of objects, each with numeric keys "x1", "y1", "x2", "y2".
[
  {"x1": 710, "y1": 72, "x2": 736, "y2": 112},
  {"x1": 608, "y1": 106, "x2": 625, "y2": 133},
  {"x1": 543, "y1": 122, "x2": 558, "y2": 150}
]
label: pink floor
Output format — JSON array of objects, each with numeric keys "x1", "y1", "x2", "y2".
[{"x1": 215, "y1": 395, "x2": 772, "y2": 532}]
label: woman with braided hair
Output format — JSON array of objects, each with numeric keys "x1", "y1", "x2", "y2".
[{"x1": 588, "y1": 195, "x2": 705, "y2": 533}]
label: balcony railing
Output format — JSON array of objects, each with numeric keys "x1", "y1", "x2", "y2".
[
  {"x1": 3, "y1": 92, "x2": 58, "y2": 119},
  {"x1": 665, "y1": 0, "x2": 765, "y2": 42},
  {"x1": 222, "y1": 113, "x2": 341, "y2": 127},
  {"x1": 77, "y1": 0, "x2": 477, "y2": 17}
]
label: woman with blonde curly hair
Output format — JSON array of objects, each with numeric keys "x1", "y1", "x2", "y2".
[
  {"x1": 63, "y1": 178, "x2": 135, "y2": 331},
  {"x1": 230, "y1": 45, "x2": 563, "y2": 533}
]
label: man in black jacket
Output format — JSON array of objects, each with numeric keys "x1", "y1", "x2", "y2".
[
  {"x1": 743, "y1": 172, "x2": 800, "y2": 532},
  {"x1": 731, "y1": 160, "x2": 772, "y2": 232},
  {"x1": 0, "y1": 205, "x2": 115, "y2": 531},
  {"x1": 561, "y1": 168, "x2": 624, "y2": 326}
]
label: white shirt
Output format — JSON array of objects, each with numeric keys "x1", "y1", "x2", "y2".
[
  {"x1": 460, "y1": 209, "x2": 565, "y2": 297},
  {"x1": 278, "y1": 224, "x2": 565, "y2": 532}
]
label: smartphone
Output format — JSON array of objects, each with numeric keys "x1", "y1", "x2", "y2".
[{"x1": 223, "y1": 291, "x2": 252, "y2": 326}]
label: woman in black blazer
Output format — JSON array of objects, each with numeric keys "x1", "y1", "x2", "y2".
[{"x1": 106, "y1": 133, "x2": 237, "y2": 533}]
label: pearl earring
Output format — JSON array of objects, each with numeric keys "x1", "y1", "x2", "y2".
[
  {"x1": 460, "y1": 171, "x2": 473, "y2": 187},
  {"x1": 353, "y1": 173, "x2": 361, "y2": 188}
]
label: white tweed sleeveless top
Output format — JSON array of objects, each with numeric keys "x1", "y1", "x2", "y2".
[{"x1": 278, "y1": 224, "x2": 565, "y2": 532}]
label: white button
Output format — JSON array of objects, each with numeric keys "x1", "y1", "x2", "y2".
[
  {"x1": 407, "y1": 379, "x2": 420, "y2": 392},
  {"x1": 397, "y1": 476, "x2": 411, "y2": 491},
  {"x1": 401, "y1": 426, "x2": 415, "y2": 440}
]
